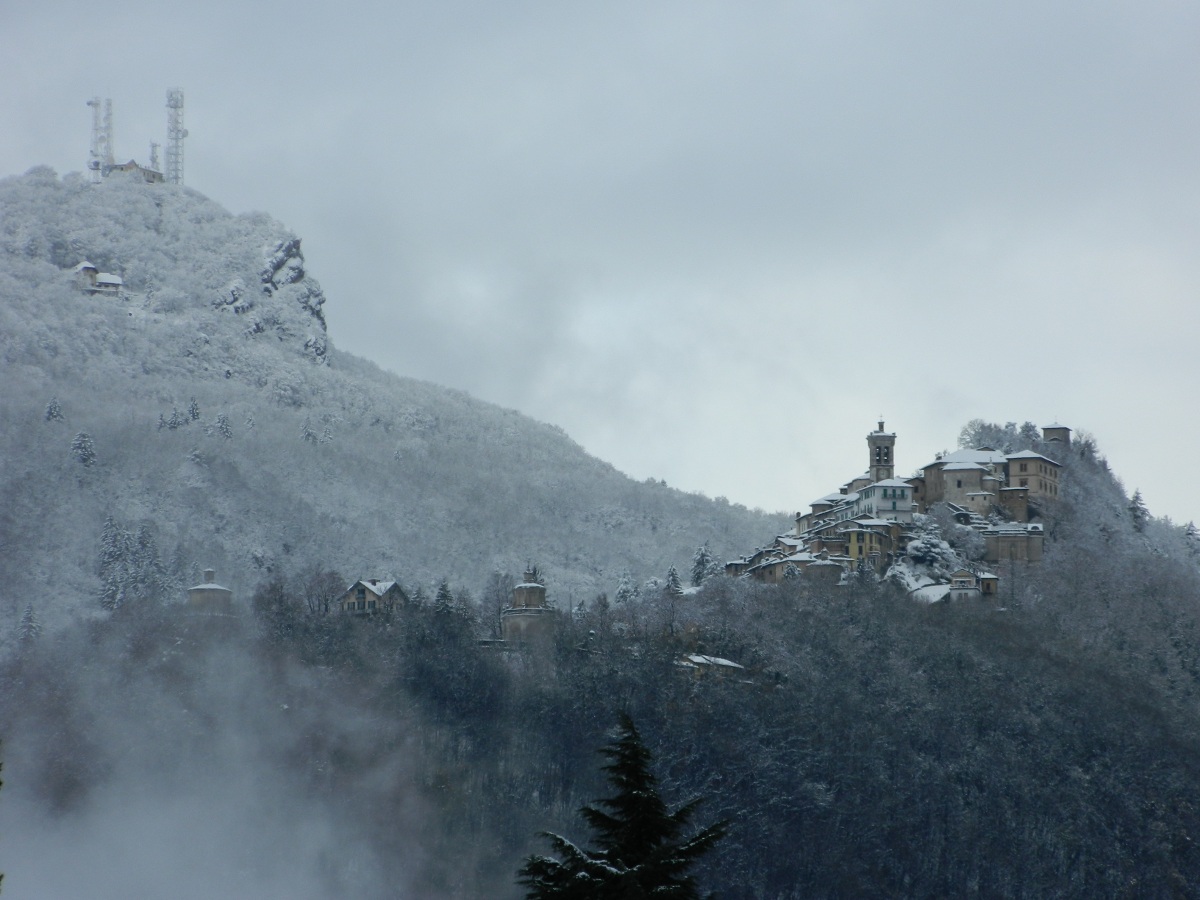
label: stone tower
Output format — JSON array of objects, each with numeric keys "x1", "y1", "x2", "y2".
[
  {"x1": 867, "y1": 420, "x2": 896, "y2": 484},
  {"x1": 501, "y1": 568, "x2": 554, "y2": 643},
  {"x1": 1042, "y1": 423, "x2": 1071, "y2": 449}
]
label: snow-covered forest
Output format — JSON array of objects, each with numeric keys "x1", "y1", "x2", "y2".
[
  {"x1": 0, "y1": 166, "x2": 779, "y2": 638},
  {"x1": 4, "y1": 167, "x2": 1200, "y2": 898}
]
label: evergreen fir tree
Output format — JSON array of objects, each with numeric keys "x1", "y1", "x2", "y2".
[
  {"x1": 216, "y1": 414, "x2": 233, "y2": 440},
  {"x1": 44, "y1": 396, "x2": 63, "y2": 421},
  {"x1": 518, "y1": 714, "x2": 728, "y2": 899},
  {"x1": 188, "y1": 397, "x2": 201, "y2": 421},
  {"x1": 665, "y1": 565, "x2": 684, "y2": 597},
  {"x1": 129, "y1": 524, "x2": 166, "y2": 604},
  {"x1": 691, "y1": 544, "x2": 716, "y2": 587},
  {"x1": 18, "y1": 603, "x2": 41, "y2": 645},
  {"x1": 99, "y1": 516, "x2": 133, "y2": 611},
  {"x1": 71, "y1": 431, "x2": 96, "y2": 467},
  {"x1": 301, "y1": 417, "x2": 319, "y2": 444},
  {"x1": 434, "y1": 578, "x2": 455, "y2": 612},
  {"x1": 1186, "y1": 521, "x2": 1200, "y2": 557},
  {"x1": 1130, "y1": 489, "x2": 1149, "y2": 533}
]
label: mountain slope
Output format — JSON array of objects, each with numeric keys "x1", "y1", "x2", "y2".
[{"x1": 0, "y1": 167, "x2": 782, "y2": 633}]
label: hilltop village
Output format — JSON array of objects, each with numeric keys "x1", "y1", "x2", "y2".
[
  {"x1": 725, "y1": 421, "x2": 1070, "y2": 593},
  {"x1": 182, "y1": 422, "x2": 1069, "y2": 634}
]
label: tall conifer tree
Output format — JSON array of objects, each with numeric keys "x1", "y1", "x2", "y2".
[{"x1": 519, "y1": 714, "x2": 727, "y2": 899}]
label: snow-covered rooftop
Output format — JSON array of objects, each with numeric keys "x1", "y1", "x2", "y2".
[
  {"x1": 350, "y1": 579, "x2": 397, "y2": 596},
  {"x1": 925, "y1": 448, "x2": 1007, "y2": 469},
  {"x1": 679, "y1": 654, "x2": 745, "y2": 670},
  {"x1": 189, "y1": 580, "x2": 230, "y2": 591},
  {"x1": 1006, "y1": 449, "x2": 1061, "y2": 464}
]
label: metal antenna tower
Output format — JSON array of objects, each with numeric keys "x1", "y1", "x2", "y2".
[
  {"x1": 86, "y1": 97, "x2": 114, "y2": 182},
  {"x1": 165, "y1": 88, "x2": 187, "y2": 185},
  {"x1": 103, "y1": 99, "x2": 114, "y2": 167}
]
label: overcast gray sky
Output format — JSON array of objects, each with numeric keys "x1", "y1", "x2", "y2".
[{"x1": 5, "y1": 1, "x2": 1199, "y2": 524}]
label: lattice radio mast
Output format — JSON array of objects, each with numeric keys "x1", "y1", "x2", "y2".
[
  {"x1": 165, "y1": 88, "x2": 187, "y2": 185},
  {"x1": 86, "y1": 97, "x2": 114, "y2": 183}
]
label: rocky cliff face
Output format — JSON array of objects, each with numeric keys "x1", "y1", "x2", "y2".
[{"x1": 211, "y1": 235, "x2": 328, "y2": 361}]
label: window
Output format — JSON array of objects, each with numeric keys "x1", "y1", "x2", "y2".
[
  {"x1": 1019, "y1": 463, "x2": 1027, "y2": 473},
  {"x1": 356, "y1": 586, "x2": 366, "y2": 600}
]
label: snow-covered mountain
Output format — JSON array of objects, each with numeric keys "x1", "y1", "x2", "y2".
[{"x1": 0, "y1": 166, "x2": 781, "y2": 635}]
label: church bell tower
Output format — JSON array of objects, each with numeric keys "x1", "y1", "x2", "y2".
[{"x1": 867, "y1": 419, "x2": 896, "y2": 484}]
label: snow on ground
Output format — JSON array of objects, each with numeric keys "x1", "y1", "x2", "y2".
[{"x1": 887, "y1": 557, "x2": 950, "y2": 603}]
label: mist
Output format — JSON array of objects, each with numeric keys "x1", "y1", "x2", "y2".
[{"x1": 1, "y1": 615, "x2": 425, "y2": 899}]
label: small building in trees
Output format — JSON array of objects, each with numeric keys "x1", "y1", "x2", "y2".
[
  {"x1": 501, "y1": 568, "x2": 555, "y2": 642},
  {"x1": 338, "y1": 578, "x2": 404, "y2": 614},
  {"x1": 106, "y1": 159, "x2": 164, "y2": 183},
  {"x1": 677, "y1": 653, "x2": 748, "y2": 681},
  {"x1": 948, "y1": 568, "x2": 1001, "y2": 599},
  {"x1": 74, "y1": 260, "x2": 124, "y2": 295},
  {"x1": 187, "y1": 569, "x2": 233, "y2": 614}
]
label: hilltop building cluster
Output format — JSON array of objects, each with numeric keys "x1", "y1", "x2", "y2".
[
  {"x1": 85, "y1": 91, "x2": 186, "y2": 186},
  {"x1": 727, "y1": 421, "x2": 1069, "y2": 586}
]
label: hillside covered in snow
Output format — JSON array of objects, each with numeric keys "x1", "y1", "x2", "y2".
[{"x1": 0, "y1": 166, "x2": 781, "y2": 636}]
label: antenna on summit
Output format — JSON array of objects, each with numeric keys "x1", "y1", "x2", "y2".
[
  {"x1": 165, "y1": 88, "x2": 187, "y2": 185},
  {"x1": 86, "y1": 97, "x2": 114, "y2": 182}
]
